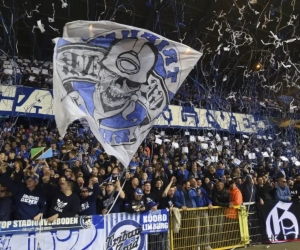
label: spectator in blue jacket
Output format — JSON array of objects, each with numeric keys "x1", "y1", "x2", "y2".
[
  {"x1": 174, "y1": 181, "x2": 198, "y2": 208},
  {"x1": 0, "y1": 184, "x2": 12, "y2": 221},
  {"x1": 275, "y1": 177, "x2": 292, "y2": 202},
  {"x1": 174, "y1": 184, "x2": 186, "y2": 209},
  {"x1": 177, "y1": 164, "x2": 189, "y2": 184},
  {"x1": 190, "y1": 177, "x2": 213, "y2": 208}
]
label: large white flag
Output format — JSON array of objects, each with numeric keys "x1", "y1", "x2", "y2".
[{"x1": 53, "y1": 21, "x2": 202, "y2": 167}]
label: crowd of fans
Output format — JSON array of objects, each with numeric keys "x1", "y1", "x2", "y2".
[{"x1": 0, "y1": 120, "x2": 299, "y2": 223}]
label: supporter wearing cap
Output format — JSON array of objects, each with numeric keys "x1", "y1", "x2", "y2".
[
  {"x1": 125, "y1": 187, "x2": 147, "y2": 213},
  {"x1": 101, "y1": 180, "x2": 125, "y2": 214},
  {"x1": 0, "y1": 165, "x2": 46, "y2": 220},
  {"x1": 48, "y1": 179, "x2": 80, "y2": 222},
  {"x1": 79, "y1": 180, "x2": 101, "y2": 216},
  {"x1": 0, "y1": 184, "x2": 12, "y2": 221}
]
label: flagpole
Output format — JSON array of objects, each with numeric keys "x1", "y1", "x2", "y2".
[{"x1": 36, "y1": 213, "x2": 43, "y2": 250}]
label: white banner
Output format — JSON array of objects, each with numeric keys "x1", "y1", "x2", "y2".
[
  {"x1": 52, "y1": 20, "x2": 202, "y2": 167},
  {"x1": 0, "y1": 213, "x2": 150, "y2": 250}
]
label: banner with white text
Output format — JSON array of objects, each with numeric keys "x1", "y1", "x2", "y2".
[
  {"x1": 0, "y1": 85, "x2": 268, "y2": 133},
  {"x1": 257, "y1": 201, "x2": 300, "y2": 243},
  {"x1": 0, "y1": 211, "x2": 169, "y2": 250}
]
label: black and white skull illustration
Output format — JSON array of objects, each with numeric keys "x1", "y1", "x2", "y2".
[{"x1": 93, "y1": 38, "x2": 165, "y2": 120}]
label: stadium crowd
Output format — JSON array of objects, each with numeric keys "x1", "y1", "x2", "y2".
[{"x1": 0, "y1": 120, "x2": 299, "y2": 222}]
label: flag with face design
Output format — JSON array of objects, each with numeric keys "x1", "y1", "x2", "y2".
[{"x1": 53, "y1": 21, "x2": 202, "y2": 167}]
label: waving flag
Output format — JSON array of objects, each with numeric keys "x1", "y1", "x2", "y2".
[
  {"x1": 31, "y1": 147, "x2": 53, "y2": 161},
  {"x1": 53, "y1": 21, "x2": 202, "y2": 167}
]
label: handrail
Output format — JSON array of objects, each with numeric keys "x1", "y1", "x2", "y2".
[{"x1": 177, "y1": 205, "x2": 241, "y2": 212}]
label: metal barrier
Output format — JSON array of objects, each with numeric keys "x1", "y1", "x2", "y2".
[
  {"x1": 243, "y1": 202, "x2": 263, "y2": 245},
  {"x1": 170, "y1": 206, "x2": 250, "y2": 250},
  {"x1": 148, "y1": 232, "x2": 169, "y2": 250}
]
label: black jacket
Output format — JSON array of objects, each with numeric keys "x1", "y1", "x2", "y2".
[
  {"x1": 240, "y1": 175, "x2": 257, "y2": 202},
  {"x1": 212, "y1": 188, "x2": 230, "y2": 206},
  {"x1": 49, "y1": 192, "x2": 80, "y2": 218},
  {"x1": 256, "y1": 184, "x2": 273, "y2": 202}
]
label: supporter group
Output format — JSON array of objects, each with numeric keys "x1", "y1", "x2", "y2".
[{"x1": 0, "y1": 121, "x2": 299, "y2": 222}]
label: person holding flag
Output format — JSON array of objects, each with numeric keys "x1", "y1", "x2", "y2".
[{"x1": 100, "y1": 179, "x2": 125, "y2": 214}]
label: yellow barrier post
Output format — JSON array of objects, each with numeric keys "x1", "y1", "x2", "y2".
[
  {"x1": 170, "y1": 210, "x2": 174, "y2": 250},
  {"x1": 238, "y1": 206, "x2": 250, "y2": 246}
]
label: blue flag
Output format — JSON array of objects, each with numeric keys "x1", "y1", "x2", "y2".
[{"x1": 53, "y1": 21, "x2": 202, "y2": 167}]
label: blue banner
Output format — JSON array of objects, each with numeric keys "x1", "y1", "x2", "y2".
[
  {"x1": 0, "y1": 211, "x2": 169, "y2": 249},
  {"x1": 0, "y1": 85, "x2": 268, "y2": 133},
  {"x1": 140, "y1": 210, "x2": 169, "y2": 234},
  {"x1": 0, "y1": 85, "x2": 53, "y2": 118}
]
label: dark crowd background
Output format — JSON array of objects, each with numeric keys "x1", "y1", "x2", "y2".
[{"x1": 0, "y1": 118, "x2": 299, "y2": 223}]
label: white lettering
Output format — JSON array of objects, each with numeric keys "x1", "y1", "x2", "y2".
[
  {"x1": 266, "y1": 201, "x2": 299, "y2": 241},
  {"x1": 20, "y1": 194, "x2": 39, "y2": 205}
]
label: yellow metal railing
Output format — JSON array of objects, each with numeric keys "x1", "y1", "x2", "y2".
[{"x1": 170, "y1": 206, "x2": 250, "y2": 250}]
